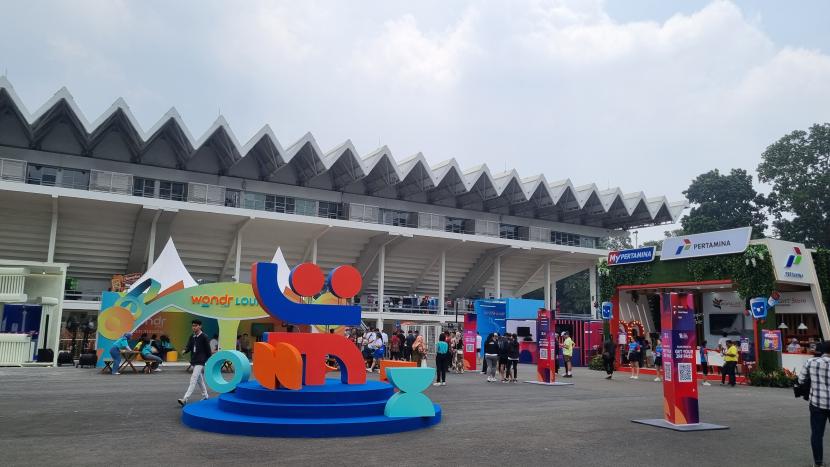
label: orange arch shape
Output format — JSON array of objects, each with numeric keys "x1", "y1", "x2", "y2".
[{"x1": 253, "y1": 341, "x2": 303, "y2": 390}]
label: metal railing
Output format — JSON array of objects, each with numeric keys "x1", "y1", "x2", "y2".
[{"x1": 1, "y1": 157, "x2": 601, "y2": 250}]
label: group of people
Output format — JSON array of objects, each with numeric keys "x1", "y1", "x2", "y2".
[
  {"x1": 480, "y1": 332, "x2": 522, "y2": 382},
  {"x1": 107, "y1": 332, "x2": 175, "y2": 375}
]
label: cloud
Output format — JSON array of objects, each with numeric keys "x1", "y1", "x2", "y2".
[{"x1": 350, "y1": 8, "x2": 480, "y2": 88}]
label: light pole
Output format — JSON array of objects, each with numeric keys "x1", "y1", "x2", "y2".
[{"x1": 633, "y1": 230, "x2": 639, "y2": 248}]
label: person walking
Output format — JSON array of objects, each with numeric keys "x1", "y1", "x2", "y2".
[
  {"x1": 602, "y1": 337, "x2": 616, "y2": 379},
  {"x1": 484, "y1": 334, "x2": 500, "y2": 382},
  {"x1": 476, "y1": 332, "x2": 484, "y2": 374},
  {"x1": 700, "y1": 340, "x2": 712, "y2": 386},
  {"x1": 653, "y1": 338, "x2": 663, "y2": 382},
  {"x1": 108, "y1": 332, "x2": 133, "y2": 375},
  {"x1": 178, "y1": 319, "x2": 212, "y2": 407},
  {"x1": 722, "y1": 340, "x2": 738, "y2": 387},
  {"x1": 390, "y1": 332, "x2": 401, "y2": 361},
  {"x1": 562, "y1": 331, "x2": 575, "y2": 378},
  {"x1": 434, "y1": 334, "x2": 450, "y2": 386},
  {"x1": 507, "y1": 334, "x2": 520, "y2": 383},
  {"x1": 412, "y1": 331, "x2": 426, "y2": 367},
  {"x1": 798, "y1": 341, "x2": 830, "y2": 467},
  {"x1": 628, "y1": 338, "x2": 642, "y2": 379},
  {"x1": 454, "y1": 332, "x2": 465, "y2": 373}
]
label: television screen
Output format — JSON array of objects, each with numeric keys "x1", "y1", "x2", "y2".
[{"x1": 517, "y1": 326, "x2": 531, "y2": 337}]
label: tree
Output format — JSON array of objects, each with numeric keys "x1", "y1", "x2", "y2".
[
  {"x1": 758, "y1": 123, "x2": 830, "y2": 248},
  {"x1": 599, "y1": 233, "x2": 632, "y2": 251},
  {"x1": 681, "y1": 169, "x2": 766, "y2": 239},
  {"x1": 556, "y1": 270, "x2": 590, "y2": 315},
  {"x1": 642, "y1": 229, "x2": 683, "y2": 249}
]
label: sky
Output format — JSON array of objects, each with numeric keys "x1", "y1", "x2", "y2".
[{"x1": 1, "y1": 0, "x2": 828, "y2": 243}]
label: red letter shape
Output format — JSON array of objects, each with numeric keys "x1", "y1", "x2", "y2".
[
  {"x1": 253, "y1": 341, "x2": 303, "y2": 390},
  {"x1": 267, "y1": 332, "x2": 367, "y2": 385}
]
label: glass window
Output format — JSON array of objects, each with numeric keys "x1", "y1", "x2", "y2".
[
  {"x1": 243, "y1": 192, "x2": 266, "y2": 211},
  {"x1": 380, "y1": 209, "x2": 415, "y2": 227},
  {"x1": 59, "y1": 168, "x2": 89, "y2": 190},
  {"x1": 159, "y1": 180, "x2": 186, "y2": 201},
  {"x1": 26, "y1": 165, "x2": 58, "y2": 186},
  {"x1": 499, "y1": 223, "x2": 521, "y2": 240},
  {"x1": 551, "y1": 231, "x2": 579, "y2": 246},
  {"x1": 445, "y1": 217, "x2": 472, "y2": 234},
  {"x1": 295, "y1": 198, "x2": 317, "y2": 217},
  {"x1": 318, "y1": 201, "x2": 343, "y2": 219},
  {"x1": 225, "y1": 189, "x2": 241, "y2": 208},
  {"x1": 133, "y1": 177, "x2": 156, "y2": 198}
]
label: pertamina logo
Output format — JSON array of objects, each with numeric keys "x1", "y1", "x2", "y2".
[
  {"x1": 675, "y1": 239, "x2": 691, "y2": 255},
  {"x1": 784, "y1": 247, "x2": 804, "y2": 279}
]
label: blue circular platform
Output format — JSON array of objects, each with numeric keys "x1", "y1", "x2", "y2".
[{"x1": 182, "y1": 378, "x2": 442, "y2": 438}]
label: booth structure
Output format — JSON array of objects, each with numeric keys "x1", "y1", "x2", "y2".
[
  {"x1": 0, "y1": 260, "x2": 67, "y2": 366},
  {"x1": 603, "y1": 228, "x2": 830, "y2": 375}
]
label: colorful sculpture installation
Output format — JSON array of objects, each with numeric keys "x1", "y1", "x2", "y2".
[{"x1": 181, "y1": 261, "x2": 442, "y2": 437}]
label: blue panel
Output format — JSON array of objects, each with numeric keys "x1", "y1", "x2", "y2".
[
  {"x1": 504, "y1": 298, "x2": 545, "y2": 320},
  {"x1": 218, "y1": 393, "x2": 389, "y2": 418},
  {"x1": 384, "y1": 392, "x2": 436, "y2": 418},
  {"x1": 233, "y1": 379, "x2": 394, "y2": 404}
]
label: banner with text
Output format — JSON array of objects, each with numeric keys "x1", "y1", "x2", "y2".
[
  {"x1": 536, "y1": 308, "x2": 555, "y2": 383},
  {"x1": 660, "y1": 292, "x2": 699, "y2": 425},
  {"x1": 463, "y1": 313, "x2": 477, "y2": 371},
  {"x1": 661, "y1": 227, "x2": 751, "y2": 261},
  {"x1": 608, "y1": 246, "x2": 655, "y2": 266}
]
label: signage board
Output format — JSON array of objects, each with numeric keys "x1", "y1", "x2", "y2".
[
  {"x1": 765, "y1": 239, "x2": 815, "y2": 285},
  {"x1": 761, "y1": 329, "x2": 782, "y2": 351},
  {"x1": 608, "y1": 246, "x2": 656, "y2": 266},
  {"x1": 660, "y1": 227, "x2": 751, "y2": 261},
  {"x1": 749, "y1": 297, "x2": 768, "y2": 319},
  {"x1": 660, "y1": 292, "x2": 699, "y2": 425},
  {"x1": 601, "y1": 302, "x2": 613, "y2": 320}
]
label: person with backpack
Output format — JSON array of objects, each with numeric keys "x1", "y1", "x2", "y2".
[
  {"x1": 498, "y1": 334, "x2": 510, "y2": 382},
  {"x1": 484, "y1": 333, "x2": 500, "y2": 383},
  {"x1": 178, "y1": 319, "x2": 211, "y2": 407},
  {"x1": 798, "y1": 340, "x2": 830, "y2": 467}
]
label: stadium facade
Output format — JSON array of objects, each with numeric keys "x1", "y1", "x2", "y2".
[{"x1": 0, "y1": 78, "x2": 686, "y2": 361}]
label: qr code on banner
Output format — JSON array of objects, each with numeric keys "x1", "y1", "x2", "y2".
[
  {"x1": 466, "y1": 344, "x2": 474, "y2": 353},
  {"x1": 678, "y1": 363, "x2": 693, "y2": 382},
  {"x1": 664, "y1": 362, "x2": 672, "y2": 381},
  {"x1": 540, "y1": 349, "x2": 548, "y2": 360}
]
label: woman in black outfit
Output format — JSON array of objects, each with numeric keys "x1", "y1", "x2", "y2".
[{"x1": 507, "y1": 334, "x2": 520, "y2": 382}]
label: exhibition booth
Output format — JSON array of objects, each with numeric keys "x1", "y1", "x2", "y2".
[{"x1": 603, "y1": 228, "x2": 829, "y2": 374}]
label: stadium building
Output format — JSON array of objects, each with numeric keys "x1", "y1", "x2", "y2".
[{"x1": 0, "y1": 78, "x2": 686, "y2": 363}]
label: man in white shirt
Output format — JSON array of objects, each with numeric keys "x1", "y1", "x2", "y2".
[
  {"x1": 381, "y1": 329, "x2": 389, "y2": 358},
  {"x1": 476, "y1": 333, "x2": 483, "y2": 373}
]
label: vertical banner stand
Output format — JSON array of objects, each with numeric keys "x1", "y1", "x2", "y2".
[
  {"x1": 525, "y1": 308, "x2": 572, "y2": 386},
  {"x1": 462, "y1": 313, "x2": 477, "y2": 372},
  {"x1": 632, "y1": 292, "x2": 727, "y2": 431}
]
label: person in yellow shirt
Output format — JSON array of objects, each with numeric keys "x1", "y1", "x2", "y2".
[
  {"x1": 562, "y1": 331, "x2": 575, "y2": 378},
  {"x1": 721, "y1": 340, "x2": 738, "y2": 387}
]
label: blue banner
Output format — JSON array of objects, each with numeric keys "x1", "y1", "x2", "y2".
[
  {"x1": 474, "y1": 300, "x2": 507, "y2": 356},
  {"x1": 607, "y1": 246, "x2": 656, "y2": 266}
]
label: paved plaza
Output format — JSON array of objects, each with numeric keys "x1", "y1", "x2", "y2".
[{"x1": 0, "y1": 364, "x2": 815, "y2": 466}]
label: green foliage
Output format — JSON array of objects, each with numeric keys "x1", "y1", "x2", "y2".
[
  {"x1": 599, "y1": 233, "x2": 632, "y2": 251},
  {"x1": 758, "y1": 123, "x2": 830, "y2": 248},
  {"x1": 681, "y1": 169, "x2": 767, "y2": 239},
  {"x1": 747, "y1": 368, "x2": 798, "y2": 388},
  {"x1": 598, "y1": 245, "x2": 775, "y2": 302},
  {"x1": 588, "y1": 354, "x2": 605, "y2": 371},
  {"x1": 815, "y1": 249, "x2": 830, "y2": 311},
  {"x1": 557, "y1": 269, "x2": 590, "y2": 314}
]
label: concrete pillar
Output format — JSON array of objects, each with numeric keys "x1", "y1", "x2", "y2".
[
  {"x1": 551, "y1": 281, "x2": 558, "y2": 315},
  {"x1": 147, "y1": 210, "x2": 161, "y2": 267},
  {"x1": 311, "y1": 238, "x2": 318, "y2": 264},
  {"x1": 494, "y1": 255, "x2": 501, "y2": 299},
  {"x1": 588, "y1": 265, "x2": 598, "y2": 318},
  {"x1": 234, "y1": 230, "x2": 243, "y2": 282},
  {"x1": 47, "y1": 196, "x2": 58, "y2": 263},
  {"x1": 377, "y1": 243, "x2": 385, "y2": 328},
  {"x1": 544, "y1": 261, "x2": 551, "y2": 310},
  {"x1": 438, "y1": 250, "x2": 446, "y2": 315}
]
